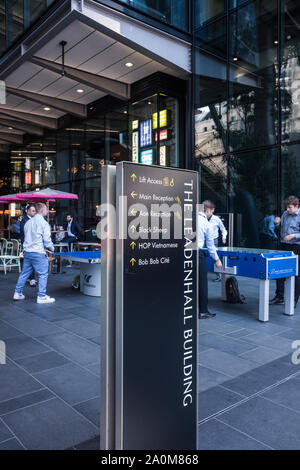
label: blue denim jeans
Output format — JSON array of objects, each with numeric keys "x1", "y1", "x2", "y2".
[{"x1": 15, "y1": 252, "x2": 49, "y2": 297}]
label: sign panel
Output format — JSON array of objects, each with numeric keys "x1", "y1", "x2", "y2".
[
  {"x1": 140, "y1": 149, "x2": 154, "y2": 165},
  {"x1": 132, "y1": 131, "x2": 139, "y2": 163},
  {"x1": 25, "y1": 172, "x2": 32, "y2": 185},
  {"x1": 159, "y1": 145, "x2": 169, "y2": 166},
  {"x1": 140, "y1": 119, "x2": 152, "y2": 148},
  {"x1": 116, "y1": 161, "x2": 198, "y2": 450},
  {"x1": 152, "y1": 109, "x2": 168, "y2": 129},
  {"x1": 132, "y1": 120, "x2": 139, "y2": 130},
  {"x1": 155, "y1": 129, "x2": 169, "y2": 142}
]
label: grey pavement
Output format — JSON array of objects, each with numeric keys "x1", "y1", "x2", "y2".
[{"x1": 0, "y1": 269, "x2": 300, "y2": 449}]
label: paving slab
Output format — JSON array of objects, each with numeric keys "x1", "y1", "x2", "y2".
[
  {"x1": 0, "y1": 362, "x2": 44, "y2": 403},
  {"x1": 218, "y1": 396, "x2": 300, "y2": 450},
  {"x1": 2, "y1": 398, "x2": 98, "y2": 450},
  {"x1": 197, "y1": 418, "x2": 270, "y2": 450},
  {"x1": 34, "y1": 363, "x2": 99, "y2": 405},
  {"x1": 37, "y1": 332, "x2": 100, "y2": 366},
  {"x1": 15, "y1": 351, "x2": 70, "y2": 374}
]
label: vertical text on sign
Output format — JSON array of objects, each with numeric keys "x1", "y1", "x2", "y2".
[{"x1": 0, "y1": 340, "x2": 6, "y2": 365}]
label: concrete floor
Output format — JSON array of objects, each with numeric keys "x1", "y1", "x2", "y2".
[{"x1": 0, "y1": 267, "x2": 300, "y2": 449}]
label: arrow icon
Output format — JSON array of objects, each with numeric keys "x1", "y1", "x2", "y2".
[
  {"x1": 131, "y1": 191, "x2": 137, "y2": 199},
  {"x1": 130, "y1": 258, "x2": 136, "y2": 266},
  {"x1": 130, "y1": 241, "x2": 136, "y2": 250},
  {"x1": 131, "y1": 173, "x2": 137, "y2": 182},
  {"x1": 130, "y1": 225, "x2": 136, "y2": 233},
  {"x1": 131, "y1": 208, "x2": 137, "y2": 216},
  {"x1": 175, "y1": 196, "x2": 181, "y2": 205}
]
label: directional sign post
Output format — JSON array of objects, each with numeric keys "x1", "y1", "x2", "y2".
[{"x1": 115, "y1": 161, "x2": 198, "y2": 450}]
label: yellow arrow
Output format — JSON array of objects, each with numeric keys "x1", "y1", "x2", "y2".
[
  {"x1": 131, "y1": 173, "x2": 137, "y2": 181},
  {"x1": 130, "y1": 241, "x2": 136, "y2": 250},
  {"x1": 175, "y1": 211, "x2": 182, "y2": 220},
  {"x1": 131, "y1": 191, "x2": 137, "y2": 198},
  {"x1": 130, "y1": 258, "x2": 136, "y2": 266},
  {"x1": 131, "y1": 208, "x2": 137, "y2": 216},
  {"x1": 175, "y1": 196, "x2": 181, "y2": 205},
  {"x1": 130, "y1": 225, "x2": 136, "y2": 233}
]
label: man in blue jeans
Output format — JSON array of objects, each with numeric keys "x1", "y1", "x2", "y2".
[{"x1": 13, "y1": 202, "x2": 55, "y2": 304}]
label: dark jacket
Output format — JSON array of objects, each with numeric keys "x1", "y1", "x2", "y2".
[
  {"x1": 20, "y1": 214, "x2": 30, "y2": 244},
  {"x1": 64, "y1": 219, "x2": 82, "y2": 240}
]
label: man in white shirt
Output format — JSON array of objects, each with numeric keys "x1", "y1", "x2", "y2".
[
  {"x1": 13, "y1": 202, "x2": 55, "y2": 304},
  {"x1": 203, "y1": 200, "x2": 227, "y2": 282},
  {"x1": 198, "y1": 209, "x2": 222, "y2": 319}
]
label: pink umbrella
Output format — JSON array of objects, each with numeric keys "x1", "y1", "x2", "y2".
[
  {"x1": 17, "y1": 187, "x2": 78, "y2": 201},
  {"x1": 0, "y1": 194, "x2": 23, "y2": 203}
]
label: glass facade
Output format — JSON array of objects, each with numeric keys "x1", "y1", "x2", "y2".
[
  {"x1": 194, "y1": 0, "x2": 300, "y2": 247},
  {"x1": 5, "y1": 84, "x2": 182, "y2": 236},
  {"x1": 118, "y1": 0, "x2": 189, "y2": 31},
  {"x1": 0, "y1": 0, "x2": 55, "y2": 56}
]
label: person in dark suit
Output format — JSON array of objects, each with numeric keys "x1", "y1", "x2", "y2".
[
  {"x1": 63, "y1": 214, "x2": 82, "y2": 246},
  {"x1": 20, "y1": 204, "x2": 37, "y2": 287}
]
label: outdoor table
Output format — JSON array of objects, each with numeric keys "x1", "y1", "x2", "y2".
[
  {"x1": 52, "y1": 242, "x2": 69, "y2": 273},
  {"x1": 76, "y1": 242, "x2": 101, "y2": 251},
  {"x1": 56, "y1": 251, "x2": 101, "y2": 296}
]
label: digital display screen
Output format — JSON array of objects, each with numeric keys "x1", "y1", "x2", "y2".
[
  {"x1": 155, "y1": 129, "x2": 168, "y2": 142},
  {"x1": 140, "y1": 119, "x2": 152, "y2": 148},
  {"x1": 140, "y1": 149, "x2": 154, "y2": 165},
  {"x1": 25, "y1": 172, "x2": 32, "y2": 184},
  {"x1": 160, "y1": 146, "x2": 167, "y2": 166},
  {"x1": 159, "y1": 109, "x2": 167, "y2": 127},
  {"x1": 132, "y1": 131, "x2": 139, "y2": 163},
  {"x1": 132, "y1": 120, "x2": 139, "y2": 130}
]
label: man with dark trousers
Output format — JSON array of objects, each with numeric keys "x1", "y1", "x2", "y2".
[
  {"x1": 198, "y1": 208, "x2": 222, "y2": 319},
  {"x1": 269, "y1": 195, "x2": 300, "y2": 309},
  {"x1": 20, "y1": 204, "x2": 37, "y2": 287}
]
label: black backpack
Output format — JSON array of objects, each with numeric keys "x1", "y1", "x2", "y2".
[{"x1": 225, "y1": 277, "x2": 246, "y2": 304}]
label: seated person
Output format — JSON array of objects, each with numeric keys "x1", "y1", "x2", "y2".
[{"x1": 63, "y1": 214, "x2": 82, "y2": 246}]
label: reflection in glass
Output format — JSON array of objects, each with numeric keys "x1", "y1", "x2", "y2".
[
  {"x1": 195, "y1": 16, "x2": 227, "y2": 58},
  {"x1": 282, "y1": 144, "x2": 300, "y2": 207},
  {"x1": 194, "y1": 0, "x2": 226, "y2": 28},
  {"x1": 228, "y1": 0, "x2": 278, "y2": 150},
  {"x1": 118, "y1": 0, "x2": 188, "y2": 31},
  {"x1": 281, "y1": 0, "x2": 300, "y2": 143},
  {"x1": 6, "y1": 0, "x2": 24, "y2": 48},
  {"x1": 0, "y1": 2, "x2": 5, "y2": 53},
  {"x1": 228, "y1": 149, "x2": 278, "y2": 248}
]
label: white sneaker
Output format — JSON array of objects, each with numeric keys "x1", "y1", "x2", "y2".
[
  {"x1": 30, "y1": 279, "x2": 37, "y2": 287},
  {"x1": 13, "y1": 292, "x2": 25, "y2": 300},
  {"x1": 37, "y1": 295, "x2": 55, "y2": 304}
]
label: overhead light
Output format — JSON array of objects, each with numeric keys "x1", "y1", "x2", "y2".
[
  {"x1": 123, "y1": 110, "x2": 128, "y2": 114},
  {"x1": 76, "y1": 89, "x2": 84, "y2": 93},
  {"x1": 43, "y1": 107, "x2": 51, "y2": 111},
  {"x1": 274, "y1": 40, "x2": 278, "y2": 44},
  {"x1": 148, "y1": 101, "x2": 152, "y2": 105},
  {"x1": 8, "y1": 127, "x2": 13, "y2": 130},
  {"x1": 125, "y1": 62, "x2": 133, "y2": 68},
  {"x1": 233, "y1": 57, "x2": 238, "y2": 61}
]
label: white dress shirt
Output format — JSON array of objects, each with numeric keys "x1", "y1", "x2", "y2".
[
  {"x1": 23, "y1": 214, "x2": 54, "y2": 254},
  {"x1": 67, "y1": 220, "x2": 75, "y2": 237},
  {"x1": 207, "y1": 214, "x2": 227, "y2": 241},
  {"x1": 198, "y1": 212, "x2": 219, "y2": 261}
]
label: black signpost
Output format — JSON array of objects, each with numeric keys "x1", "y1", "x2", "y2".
[{"x1": 115, "y1": 161, "x2": 198, "y2": 450}]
